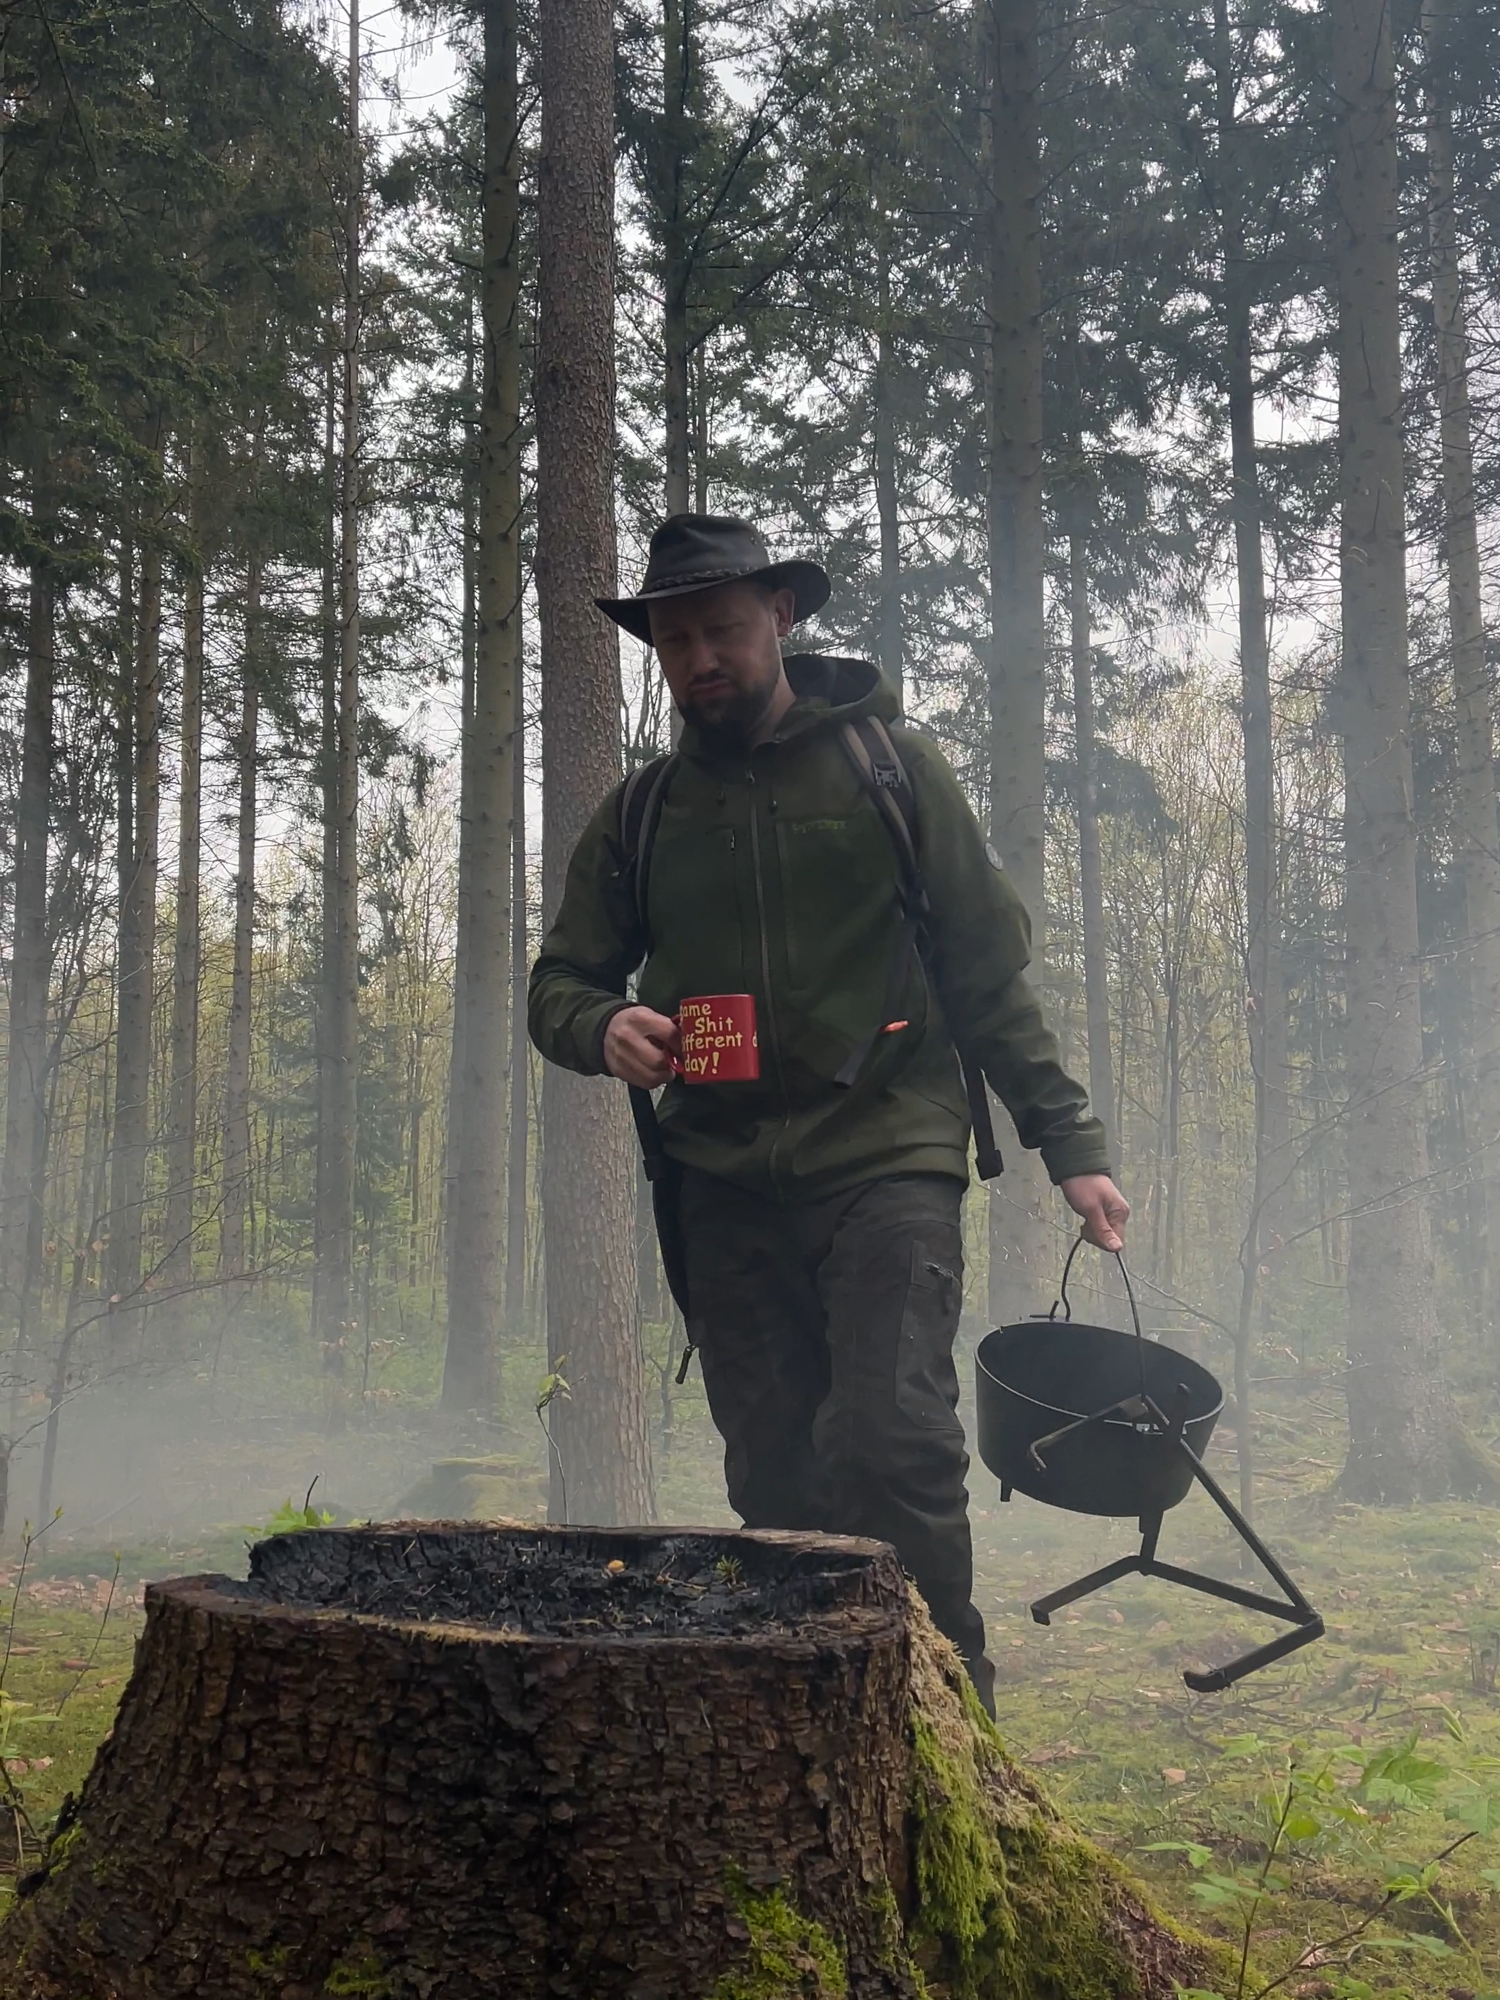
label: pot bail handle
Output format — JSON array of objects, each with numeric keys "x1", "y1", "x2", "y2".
[
  {"x1": 1053, "y1": 1236, "x2": 1146, "y2": 1359},
  {"x1": 1114, "y1": 1249, "x2": 1143, "y2": 1340},
  {"x1": 1114, "y1": 1248, "x2": 1147, "y2": 1397},
  {"x1": 1048, "y1": 1233, "x2": 1086, "y2": 1321}
]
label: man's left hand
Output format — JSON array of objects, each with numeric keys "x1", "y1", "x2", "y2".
[{"x1": 1059, "y1": 1174, "x2": 1130, "y2": 1253}]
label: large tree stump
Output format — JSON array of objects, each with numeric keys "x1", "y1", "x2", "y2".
[{"x1": 0, "y1": 1525, "x2": 1217, "y2": 1999}]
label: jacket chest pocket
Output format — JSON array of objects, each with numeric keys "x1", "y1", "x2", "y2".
[
  {"x1": 774, "y1": 812, "x2": 899, "y2": 1007},
  {"x1": 642, "y1": 815, "x2": 745, "y2": 997}
]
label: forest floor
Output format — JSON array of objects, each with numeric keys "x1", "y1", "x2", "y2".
[{"x1": 0, "y1": 1356, "x2": 1495, "y2": 1999}]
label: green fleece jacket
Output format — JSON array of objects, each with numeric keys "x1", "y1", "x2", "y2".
[{"x1": 528, "y1": 654, "x2": 1110, "y2": 1199}]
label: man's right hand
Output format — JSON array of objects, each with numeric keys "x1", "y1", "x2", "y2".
[{"x1": 604, "y1": 1005, "x2": 680, "y2": 1088}]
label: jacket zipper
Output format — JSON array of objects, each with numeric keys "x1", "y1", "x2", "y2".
[{"x1": 746, "y1": 763, "x2": 793, "y2": 1191}]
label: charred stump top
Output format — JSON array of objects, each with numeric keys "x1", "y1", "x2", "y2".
[{"x1": 237, "y1": 1518, "x2": 912, "y2": 1641}]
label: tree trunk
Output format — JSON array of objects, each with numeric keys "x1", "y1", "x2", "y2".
[
  {"x1": 1330, "y1": 0, "x2": 1456, "y2": 1498},
  {"x1": 984, "y1": 0, "x2": 1052, "y2": 1323},
  {"x1": 1212, "y1": 0, "x2": 1286, "y2": 1520},
  {"x1": 313, "y1": 339, "x2": 339, "y2": 1340},
  {"x1": 446, "y1": 293, "x2": 479, "y2": 1321},
  {"x1": 1423, "y1": 0, "x2": 1500, "y2": 1346},
  {"x1": 162, "y1": 497, "x2": 203, "y2": 1301},
  {"x1": 874, "y1": 241, "x2": 902, "y2": 705},
  {"x1": 444, "y1": 0, "x2": 521, "y2": 1413},
  {"x1": 317, "y1": 4, "x2": 362, "y2": 1387},
  {"x1": 1, "y1": 549, "x2": 56, "y2": 1398},
  {"x1": 1068, "y1": 538, "x2": 1116, "y2": 1157},
  {"x1": 662, "y1": 0, "x2": 691, "y2": 516},
  {"x1": 220, "y1": 562, "x2": 260, "y2": 1282},
  {"x1": 505, "y1": 679, "x2": 529, "y2": 1330},
  {"x1": 0, "y1": 1525, "x2": 1217, "y2": 2000},
  {"x1": 109, "y1": 533, "x2": 162, "y2": 1315},
  {"x1": 537, "y1": 0, "x2": 655, "y2": 1525},
  {"x1": 693, "y1": 338, "x2": 710, "y2": 513}
]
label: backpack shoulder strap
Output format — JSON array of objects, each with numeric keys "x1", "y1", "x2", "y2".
[
  {"x1": 617, "y1": 752, "x2": 679, "y2": 939},
  {"x1": 839, "y1": 717, "x2": 921, "y2": 899},
  {"x1": 838, "y1": 718, "x2": 1004, "y2": 1181}
]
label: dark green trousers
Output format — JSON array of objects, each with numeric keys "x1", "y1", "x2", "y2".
[{"x1": 680, "y1": 1168, "x2": 991, "y2": 1704}]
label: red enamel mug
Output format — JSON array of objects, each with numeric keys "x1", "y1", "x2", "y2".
[{"x1": 671, "y1": 993, "x2": 760, "y2": 1083}]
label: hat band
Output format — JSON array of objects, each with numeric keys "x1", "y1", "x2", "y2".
[{"x1": 639, "y1": 562, "x2": 763, "y2": 596}]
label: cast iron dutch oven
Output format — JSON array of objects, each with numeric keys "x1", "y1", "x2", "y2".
[{"x1": 974, "y1": 1246, "x2": 1223, "y2": 1519}]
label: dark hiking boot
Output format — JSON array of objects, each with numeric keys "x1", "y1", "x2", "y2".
[{"x1": 964, "y1": 1649, "x2": 996, "y2": 1720}]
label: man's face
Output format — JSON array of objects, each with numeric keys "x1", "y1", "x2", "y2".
[{"x1": 647, "y1": 580, "x2": 795, "y2": 750}]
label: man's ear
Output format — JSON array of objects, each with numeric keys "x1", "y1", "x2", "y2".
[{"x1": 769, "y1": 587, "x2": 797, "y2": 639}]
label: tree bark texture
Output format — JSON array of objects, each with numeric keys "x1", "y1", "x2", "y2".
[
  {"x1": 1212, "y1": 0, "x2": 1285, "y2": 1518},
  {"x1": 444, "y1": 0, "x2": 521, "y2": 1413},
  {"x1": 162, "y1": 520, "x2": 203, "y2": 1298},
  {"x1": 0, "y1": 554, "x2": 56, "y2": 1367},
  {"x1": 536, "y1": 0, "x2": 655, "y2": 1524},
  {"x1": 984, "y1": 0, "x2": 1052, "y2": 1324},
  {"x1": 313, "y1": 342, "x2": 339, "y2": 1339},
  {"x1": 109, "y1": 535, "x2": 161, "y2": 1314},
  {"x1": 1330, "y1": 0, "x2": 1454, "y2": 1498},
  {"x1": 875, "y1": 243, "x2": 902, "y2": 705},
  {"x1": 505, "y1": 683, "x2": 530, "y2": 1329},
  {"x1": 1423, "y1": 0, "x2": 1500, "y2": 1346},
  {"x1": 1068, "y1": 539, "x2": 1116, "y2": 1158},
  {"x1": 662, "y1": 0, "x2": 692, "y2": 517},
  {"x1": 0, "y1": 1525, "x2": 1214, "y2": 2000},
  {"x1": 317, "y1": 5, "x2": 361, "y2": 1372},
  {"x1": 220, "y1": 563, "x2": 260, "y2": 1282},
  {"x1": 445, "y1": 298, "x2": 479, "y2": 1321}
]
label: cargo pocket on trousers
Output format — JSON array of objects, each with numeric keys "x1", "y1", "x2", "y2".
[{"x1": 894, "y1": 1239, "x2": 964, "y2": 1431}]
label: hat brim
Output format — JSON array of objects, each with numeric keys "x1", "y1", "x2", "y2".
[{"x1": 596, "y1": 559, "x2": 830, "y2": 645}]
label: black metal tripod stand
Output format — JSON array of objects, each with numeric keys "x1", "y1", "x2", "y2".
[{"x1": 1018, "y1": 1385, "x2": 1323, "y2": 1693}]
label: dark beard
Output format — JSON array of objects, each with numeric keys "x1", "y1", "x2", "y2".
[{"x1": 678, "y1": 678, "x2": 778, "y2": 754}]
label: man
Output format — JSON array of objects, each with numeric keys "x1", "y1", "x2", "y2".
[{"x1": 529, "y1": 514, "x2": 1127, "y2": 1712}]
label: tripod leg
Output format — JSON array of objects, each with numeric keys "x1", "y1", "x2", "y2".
[
  {"x1": 1183, "y1": 1618, "x2": 1325, "y2": 1694},
  {"x1": 1030, "y1": 1553, "x2": 1142, "y2": 1625},
  {"x1": 1140, "y1": 1404, "x2": 1315, "y2": 1619}
]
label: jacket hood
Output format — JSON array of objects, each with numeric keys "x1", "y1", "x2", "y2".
[{"x1": 679, "y1": 652, "x2": 898, "y2": 763}]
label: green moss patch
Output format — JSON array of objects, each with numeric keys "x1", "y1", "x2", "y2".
[
  {"x1": 711, "y1": 1871, "x2": 849, "y2": 1999},
  {"x1": 902, "y1": 1606, "x2": 1223, "y2": 2000}
]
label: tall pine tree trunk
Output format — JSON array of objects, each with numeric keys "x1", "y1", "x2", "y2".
[
  {"x1": 984, "y1": 0, "x2": 1052, "y2": 1321},
  {"x1": 109, "y1": 532, "x2": 162, "y2": 1314},
  {"x1": 662, "y1": 0, "x2": 691, "y2": 516},
  {"x1": 505, "y1": 683, "x2": 529, "y2": 1330},
  {"x1": 693, "y1": 342, "x2": 710, "y2": 513},
  {"x1": 220, "y1": 562, "x2": 260, "y2": 1281},
  {"x1": 314, "y1": 342, "x2": 338, "y2": 1338},
  {"x1": 317, "y1": 6, "x2": 362, "y2": 1389},
  {"x1": 1423, "y1": 0, "x2": 1500, "y2": 1344},
  {"x1": 163, "y1": 489, "x2": 203, "y2": 1301},
  {"x1": 1330, "y1": 0, "x2": 1455, "y2": 1498},
  {"x1": 1, "y1": 547, "x2": 56, "y2": 1390},
  {"x1": 1067, "y1": 537, "x2": 1116, "y2": 1156},
  {"x1": 445, "y1": 295, "x2": 478, "y2": 1318},
  {"x1": 1214, "y1": 0, "x2": 1285, "y2": 1519},
  {"x1": 444, "y1": 0, "x2": 521, "y2": 1413},
  {"x1": 537, "y1": 0, "x2": 655, "y2": 1524},
  {"x1": 874, "y1": 241, "x2": 902, "y2": 705}
]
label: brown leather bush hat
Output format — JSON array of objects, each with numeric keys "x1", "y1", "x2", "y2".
[{"x1": 597, "y1": 513, "x2": 830, "y2": 644}]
